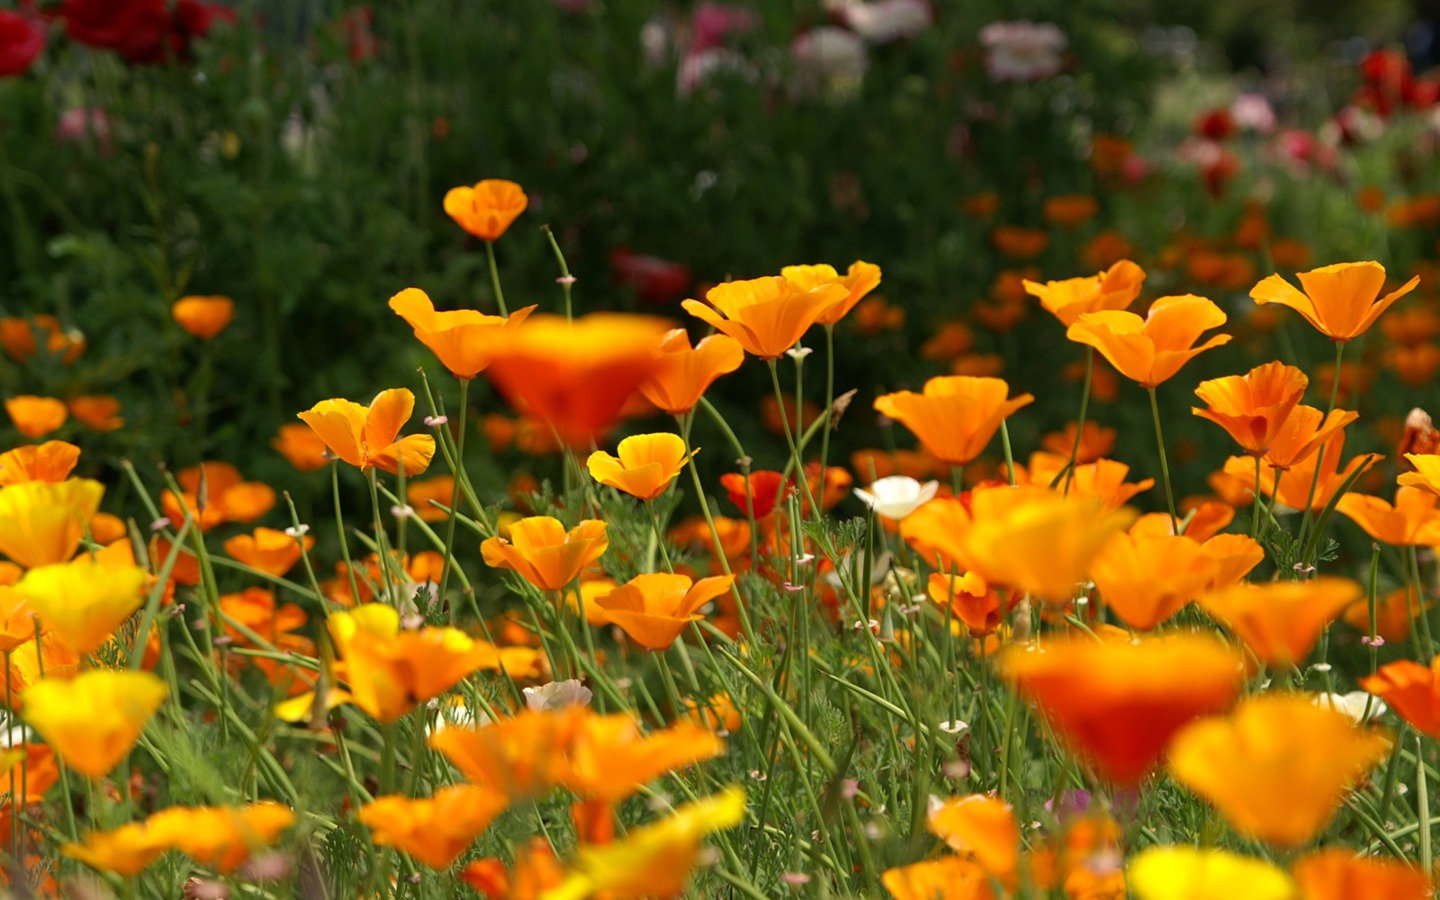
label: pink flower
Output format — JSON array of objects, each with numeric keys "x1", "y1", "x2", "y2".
[
  {"x1": 691, "y1": 2, "x2": 756, "y2": 53},
  {"x1": 610, "y1": 248, "x2": 692, "y2": 306},
  {"x1": 978, "y1": 20, "x2": 1066, "y2": 82}
]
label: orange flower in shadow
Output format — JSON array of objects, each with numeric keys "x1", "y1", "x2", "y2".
[
  {"x1": 1250, "y1": 260, "x2": 1419, "y2": 342},
  {"x1": 298, "y1": 388, "x2": 436, "y2": 477},
  {"x1": 1167, "y1": 694, "x2": 1390, "y2": 846},
  {"x1": 444, "y1": 179, "x2": 527, "y2": 241},
  {"x1": 161, "y1": 461, "x2": 277, "y2": 531},
  {"x1": 997, "y1": 633, "x2": 1246, "y2": 785},
  {"x1": 638, "y1": 330, "x2": 744, "y2": 415},
  {"x1": 1066, "y1": 295, "x2": 1231, "y2": 388},
  {"x1": 1196, "y1": 577, "x2": 1363, "y2": 666},
  {"x1": 681, "y1": 276, "x2": 848, "y2": 359},
  {"x1": 388, "y1": 288, "x2": 536, "y2": 380},
  {"x1": 875, "y1": 376, "x2": 1033, "y2": 465},
  {"x1": 1191, "y1": 361, "x2": 1309, "y2": 457},
  {"x1": 171, "y1": 296, "x2": 234, "y2": 340}
]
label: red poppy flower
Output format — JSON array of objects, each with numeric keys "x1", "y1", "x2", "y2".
[
  {"x1": 0, "y1": 11, "x2": 44, "y2": 78},
  {"x1": 721, "y1": 471, "x2": 788, "y2": 519}
]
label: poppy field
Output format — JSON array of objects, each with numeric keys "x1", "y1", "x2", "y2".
[{"x1": 7, "y1": 1, "x2": 1440, "y2": 898}]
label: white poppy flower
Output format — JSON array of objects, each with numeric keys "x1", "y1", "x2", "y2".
[
  {"x1": 1313, "y1": 691, "x2": 1386, "y2": 724},
  {"x1": 852, "y1": 475, "x2": 939, "y2": 520},
  {"x1": 523, "y1": 679, "x2": 594, "y2": 712}
]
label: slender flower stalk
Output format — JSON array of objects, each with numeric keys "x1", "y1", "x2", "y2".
[{"x1": 1147, "y1": 387, "x2": 1179, "y2": 533}]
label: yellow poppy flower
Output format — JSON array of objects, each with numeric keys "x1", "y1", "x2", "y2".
[
  {"x1": 21, "y1": 669, "x2": 167, "y2": 777},
  {"x1": 297, "y1": 387, "x2": 436, "y2": 476},
  {"x1": 586, "y1": 433, "x2": 696, "y2": 501}
]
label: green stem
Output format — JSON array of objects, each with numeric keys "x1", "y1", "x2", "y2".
[
  {"x1": 1063, "y1": 346, "x2": 1094, "y2": 496},
  {"x1": 484, "y1": 240, "x2": 509, "y2": 316},
  {"x1": 437, "y1": 379, "x2": 469, "y2": 624},
  {"x1": 820, "y1": 324, "x2": 836, "y2": 479},
  {"x1": 1146, "y1": 386, "x2": 1179, "y2": 534},
  {"x1": 768, "y1": 359, "x2": 820, "y2": 517},
  {"x1": 541, "y1": 225, "x2": 574, "y2": 322}
]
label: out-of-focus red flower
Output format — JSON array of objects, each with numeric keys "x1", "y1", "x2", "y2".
[
  {"x1": 0, "y1": 12, "x2": 44, "y2": 78},
  {"x1": 721, "y1": 471, "x2": 788, "y2": 520},
  {"x1": 61, "y1": 0, "x2": 171, "y2": 63},
  {"x1": 610, "y1": 248, "x2": 693, "y2": 306},
  {"x1": 171, "y1": 0, "x2": 235, "y2": 42},
  {"x1": 341, "y1": 6, "x2": 379, "y2": 62},
  {"x1": 1194, "y1": 108, "x2": 1235, "y2": 141}
]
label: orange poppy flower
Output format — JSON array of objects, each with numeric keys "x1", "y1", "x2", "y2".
[
  {"x1": 160, "y1": 461, "x2": 277, "y2": 531},
  {"x1": 900, "y1": 497, "x2": 976, "y2": 573},
  {"x1": 962, "y1": 485, "x2": 1134, "y2": 605},
  {"x1": 224, "y1": 527, "x2": 313, "y2": 577},
  {"x1": 359, "y1": 784, "x2": 509, "y2": 869},
  {"x1": 1025, "y1": 454, "x2": 1153, "y2": 511},
  {"x1": 0, "y1": 477, "x2": 105, "y2": 569},
  {"x1": 1066, "y1": 295, "x2": 1231, "y2": 388},
  {"x1": 462, "y1": 838, "x2": 566, "y2": 899},
  {"x1": 63, "y1": 821, "x2": 171, "y2": 877},
  {"x1": 780, "y1": 260, "x2": 883, "y2": 326},
  {"x1": 1089, "y1": 534, "x2": 1215, "y2": 630},
  {"x1": 683, "y1": 691, "x2": 743, "y2": 734},
  {"x1": 564, "y1": 714, "x2": 725, "y2": 802},
  {"x1": 1359, "y1": 657, "x2": 1440, "y2": 738},
  {"x1": 1038, "y1": 421, "x2": 1116, "y2": 464},
  {"x1": 0, "y1": 314, "x2": 84, "y2": 364},
  {"x1": 1223, "y1": 433, "x2": 1380, "y2": 513},
  {"x1": 1167, "y1": 694, "x2": 1391, "y2": 846},
  {"x1": 1336, "y1": 486, "x2": 1440, "y2": 545},
  {"x1": 443, "y1": 179, "x2": 527, "y2": 241},
  {"x1": 881, "y1": 857, "x2": 995, "y2": 900},
  {"x1": 220, "y1": 587, "x2": 307, "y2": 648},
  {"x1": 270, "y1": 423, "x2": 330, "y2": 472},
  {"x1": 720, "y1": 470, "x2": 789, "y2": 520},
  {"x1": 1343, "y1": 586, "x2": 1424, "y2": 645},
  {"x1": 478, "y1": 313, "x2": 672, "y2": 446},
  {"x1": 1196, "y1": 577, "x2": 1363, "y2": 666},
  {"x1": 927, "y1": 572, "x2": 1005, "y2": 636},
  {"x1": 991, "y1": 225, "x2": 1049, "y2": 260},
  {"x1": 65, "y1": 395, "x2": 124, "y2": 431},
  {"x1": 17, "y1": 559, "x2": 147, "y2": 655},
  {"x1": 20, "y1": 669, "x2": 167, "y2": 777},
  {"x1": 0, "y1": 586, "x2": 43, "y2": 652},
  {"x1": 145, "y1": 802, "x2": 295, "y2": 873},
  {"x1": 1191, "y1": 361, "x2": 1309, "y2": 457},
  {"x1": 544, "y1": 788, "x2": 744, "y2": 900},
  {"x1": 405, "y1": 475, "x2": 455, "y2": 523},
  {"x1": 298, "y1": 387, "x2": 436, "y2": 476},
  {"x1": 874, "y1": 376, "x2": 1033, "y2": 465},
  {"x1": 1042, "y1": 194, "x2": 1099, "y2": 229},
  {"x1": 388, "y1": 288, "x2": 536, "y2": 380},
  {"x1": 171, "y1": 295, "x2": 234, "y2": 339},
  {"x1": 4, "y1": 396, "x2": 67, "y2": 439},
  {"x1": 1382, "y1": 343, "x2": 1440, "y2": 387},
  {"x1": 1291, "y1": 848, "x2": 1430, "y2": 900},
  {"x1": 997, "y1": 633, "x2": 1246, "y2": 784},
  {"x1": 1261, "y1": 405, "x2": 1357, "y2": 470},
  {"x1": 430, "y1": 707, "x2": 587, "y2": 801},
  {"x1": 1250, "y1": 261, "x2": 1420, "y2": 342},
  {"x1": 481, "y1": 516, "x2": 608, "y2": 591},
  {"x1": 638, "y1": 329, "x2": 744, "y2": 414},
  {"x1": 586, "y1": 433, "x2": 695, "y2": 501},
  {"x1": 329, "y1": 603, "x2": 509, "y2": 723},
  {"x1": 681, "y1": 275, "x2": 849, "y2": 359},
  {"x1": 1023, "y1": 259, "x2": 1146, "y2": 327},
  {"x1": 589, "y1": 573, "x2": 734, "y2": 650},
  {"x1": 1198, "y1": 532, "x2": 1264, "y2": 590},
  {"x1": 927, "y1": 794, "x2": 1018, "y2": 886},
  {"x1": 0, "y1": 441, "x2": 80, "y2": 486}
]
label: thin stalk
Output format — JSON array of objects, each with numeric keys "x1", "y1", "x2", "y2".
[
  {"x1": 1146, "y1": 386, "x2": 1179, "y2": 534},
  {"x1": 1298, "y1": 341, "x2": 1346, "y2": 548},
  {"x1": 437, "y1": 378, "x2": 470, "y2": 624},
  {"x1": 483, "y1": 240, "x2": 509, "y2": 316},
  {"x1": 768, "y1": 359, "x2": 821, "y2": 516},
  {"x1": 1063, "y1": 347, "x2": 1094, "y2": 495},
  {"x1": 541, "y1": 225, "x2": 574, "y2": 321}
]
